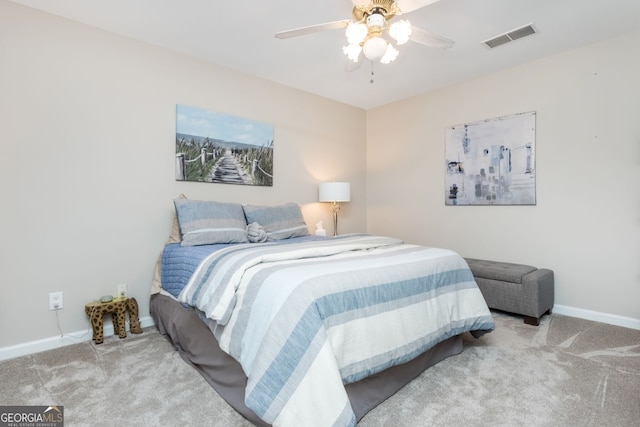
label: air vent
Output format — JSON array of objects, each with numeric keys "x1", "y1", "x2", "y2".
[{"x1": 482, "y1": 23, "x2": 537, "y2": 49}]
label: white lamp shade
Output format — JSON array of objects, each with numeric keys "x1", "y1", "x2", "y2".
[{"x1": 319, "y1": 182, "x2": 351, "y2": 202}]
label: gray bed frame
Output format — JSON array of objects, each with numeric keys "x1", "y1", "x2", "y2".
[{"x1": 150, "y1": 293, "x2": 463, "y2": 425}]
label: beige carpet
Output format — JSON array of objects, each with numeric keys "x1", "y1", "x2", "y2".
[{"x1": 1, "y1": 312, "x2": 639, "y2": 426}]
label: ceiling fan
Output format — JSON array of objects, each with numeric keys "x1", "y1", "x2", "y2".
[{"x1": 275, "y1": 0, "x2": 455, "y2": 67}]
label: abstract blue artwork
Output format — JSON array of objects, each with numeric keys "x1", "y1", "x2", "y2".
[{"x1": 445, "y1": 111, "x2": 536, "y2": 205}]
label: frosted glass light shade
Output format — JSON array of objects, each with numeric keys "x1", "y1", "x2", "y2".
[
  {"x1": 345, "y1": 22, "x2": 367, "y2": 45},
  {"x1": 389, "y1": 20, "x2": 412, "y2": 45},
  {"x1": 343, "y1": 43, "x2": 362, "y2": 62},
  {"x1": 380, "y1": 44, "x2": 399, "y2": 64},
  {"x1": 319, "y1": 182, "x2": 351, "y2": 202},
  {"x1": 363, "y1": 36, "x2": 388, "y2": 60}
]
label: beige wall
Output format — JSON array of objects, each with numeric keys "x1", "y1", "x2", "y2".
[
  {"x1": 367, "y1": 29, "x2": 640, "y2": 323},
  {"x1": 0, "y1": 1, "x2": 366, "y2": 348},
  {"x1": 2, "y1": 0, "x2": 638, "y2": 352}
]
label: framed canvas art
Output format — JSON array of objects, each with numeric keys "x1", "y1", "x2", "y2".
[
  {"x1": 445, "y1": 111, "x2": 536, "y2": 205},
  {"x1": 175, "y1": 104, "x2": 274, "y2": 186}
]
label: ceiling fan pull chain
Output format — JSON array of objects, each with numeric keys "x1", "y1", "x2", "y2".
[{"x1": 370, "y1": 61, "x2": 375, "y2": 84}]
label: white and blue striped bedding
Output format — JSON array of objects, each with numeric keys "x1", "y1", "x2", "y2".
[
  {"x1": 161, "y1": 235, "x2": 324, "y2": 297},
  {"x1": 173, "y1": 234, "x2": 494, "y2": 427}
]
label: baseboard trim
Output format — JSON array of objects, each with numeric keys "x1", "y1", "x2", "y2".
[
  {"x1": 553, "y1": 305, "x2": 640, "y2": 330},
  {"x1": 0, "y1": 316, "x2": 155, "y2": 362},
  {"x1": 2, "y1": 305, "x2": 639, "y2": 361}
]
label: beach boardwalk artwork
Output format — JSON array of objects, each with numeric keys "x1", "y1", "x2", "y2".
[{"x1": 175, "y1": 104, "x2": 274, "y2": 186}]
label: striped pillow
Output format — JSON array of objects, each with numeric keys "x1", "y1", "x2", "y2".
[
  {"x1": 243, "y1": 203, "x2": 308, "y2": 241},
  {"x1": 174, "y1": 199, "x2": 248, "y2": 246}
]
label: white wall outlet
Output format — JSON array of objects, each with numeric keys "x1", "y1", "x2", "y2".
[
  {"x1": 49, "y1": 292, "x2": 63, "y2": 310},
  {"x1": 117, "y1": 284, "x2": 128, "y2": 298}
]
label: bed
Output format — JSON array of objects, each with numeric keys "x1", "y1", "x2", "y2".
[{"x1": 150, "y1": 199, "x2": 494, "y2": 426}]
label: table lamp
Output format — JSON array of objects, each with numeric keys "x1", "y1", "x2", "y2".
[{"x1": 319, "y1": 182, "x2": 351, "y2": 236}]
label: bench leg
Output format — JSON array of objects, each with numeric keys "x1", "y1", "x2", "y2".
[{"x1": 524, "y1": 307, "x2": 553, "y2": 326}]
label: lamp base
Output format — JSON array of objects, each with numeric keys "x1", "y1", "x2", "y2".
[{"x1": 330, "y1": 202, "x2": 341, "y2": 236}]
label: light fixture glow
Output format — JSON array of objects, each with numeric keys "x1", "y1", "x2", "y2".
[
  {"x1": 342, "y1": 9, "x2": 410, "y2": 65},
  {"x1": 363, "y1": 36, "x2": 388, "y2": 61},
  {"x1": 319, "y1": 182, "x2": 351, "y2": 236},
  {"x1": 343, "y1": 43, "x2": 362, "y2": 62},
  {"x1": 389, "y1": 20, "x2": 412, "y2": 45},
  {"x1": 345, "y1": 21, "x2": 367, "y2": 45},
  {"x1": 380, "y1": 43, "x2": 399, "y2": 64}
]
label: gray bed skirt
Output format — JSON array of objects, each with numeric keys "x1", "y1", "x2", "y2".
[{"x1": 150, "y1": 293, "x2": 463, "y2": 426}]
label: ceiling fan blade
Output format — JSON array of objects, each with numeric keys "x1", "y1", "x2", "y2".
[
  {"x1": 275, "y1": 20, "x2": 350, "y2": 39},
  {"x1": 345, "y1": 55, "x2": 363, "y2": 72},
  {"x1": 396, "y1": 0, "x2": 442, "y2": 13},
  {"x1": 410, "y1": 26, "x2": 455, "y2": 49}
]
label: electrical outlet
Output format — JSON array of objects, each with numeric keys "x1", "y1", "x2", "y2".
[
  {"x1": 49, "y1": 292, "x2": 63, "y2": 310},
  {"x1": 117, "y1": 284, "x2": 128, "y2": 298}
]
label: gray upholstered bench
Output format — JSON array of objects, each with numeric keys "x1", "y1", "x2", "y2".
[{"x1": 465, "y1": 258, "x2": 554, "y2": 326}]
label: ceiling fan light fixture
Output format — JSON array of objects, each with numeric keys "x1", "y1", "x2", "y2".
[
  {"x1": 363, "y1": 36, "x2": 388, "y2": 60},
  {"x1": 366, "y1": 12, "x2": 386, "y2": 29},
  {"x1": 345, "y1": 21, "x2": 368, "y2": 44},
  {"x1": 380, "y1": 43, "x2": 399, "y2": 63},
  {"x1": 343, "y1": 43, "x2": 363, "y2": 62},
  {"x1": 389, "y1": 19, "x2": 412, "y2": 45},
  {"x1": 276, "y1": 0, "x2": 456, "y2": 71}
]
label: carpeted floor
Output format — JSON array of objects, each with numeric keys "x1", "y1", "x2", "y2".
[{"x1": 1, "y1": 312, "x2": 639, "y2": 426}]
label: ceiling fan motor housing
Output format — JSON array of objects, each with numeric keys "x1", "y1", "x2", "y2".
[
  {"x1": 353, "y1": 0, "x2": 398, "y2": 22},
  {"x1": 366, "y1": 13, "x2": 386, "y2": 29}
]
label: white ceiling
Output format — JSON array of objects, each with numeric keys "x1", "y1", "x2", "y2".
[{"x1": 10, "y1": 0, "x2": 640, "y2": 109}]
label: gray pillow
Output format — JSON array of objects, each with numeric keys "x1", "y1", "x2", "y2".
[
  {"x1": 174, "y1": 199, "x2": 248, "y2": 246},
  {"x1": 242, "y1": 203, "x2": 308, "y2": 241}
]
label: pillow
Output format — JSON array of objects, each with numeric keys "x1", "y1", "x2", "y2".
[
  {"x1": 174, "y1": 199, "x2": 248, "y2": 246},
  {"x1": 243, "y1": 203, "x2": 309, "y2": 241},
  {"x1": 167, "y1": 193, "x2": 188, "y2": 244},
  {"x1": 150, "y1": 254, "x2": 162, "y2": 295}
]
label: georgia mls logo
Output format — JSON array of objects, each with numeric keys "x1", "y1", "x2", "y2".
[
  {"x1": 0, "y1": 405, "x2": 64, "y2": 426},
  {"x1": 44, "y1": 406, "x2": 63, "y2": 420}
]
